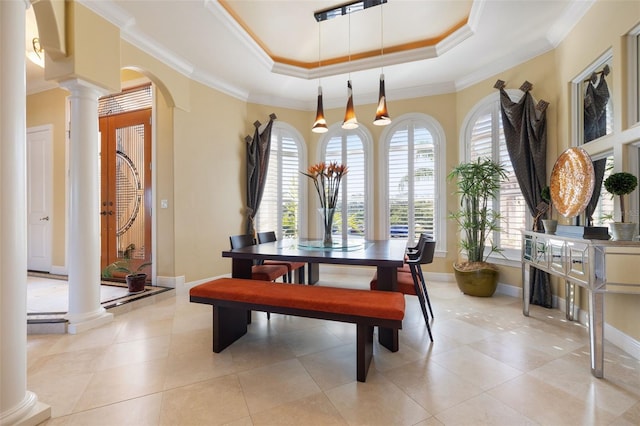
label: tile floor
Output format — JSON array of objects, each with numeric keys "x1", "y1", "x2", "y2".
[
  {"x1": 27, "y1": 275, "x2": 131, "y2": 313},
  {"x1": 27, "y1": 269, "x2": 640, "y2": 425}
]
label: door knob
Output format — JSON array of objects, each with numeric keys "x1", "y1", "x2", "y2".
[{"x1": 39, "y1": 216, "x2": 49, "y2": 221}]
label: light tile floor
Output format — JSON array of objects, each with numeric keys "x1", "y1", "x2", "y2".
[
  {"x1": 28, "y1": 270, "x2": 640, "y2": 425},
  {"x1": 27, "y1": 275, "x2": 130, "y2": 313}
]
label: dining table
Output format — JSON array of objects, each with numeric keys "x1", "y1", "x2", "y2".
[{"x1": 222, "y1": 238, "x2": 408, "y2": 352}]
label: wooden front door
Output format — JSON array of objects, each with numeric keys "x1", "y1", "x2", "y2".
[{"x1": 99, "y1": 109, "x2": 152, "y2": 277}]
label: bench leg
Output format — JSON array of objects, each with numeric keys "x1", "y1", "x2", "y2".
[
  {"x1": 307, "y1": 262, "x2": 319, "y2": 285},
  {"x1": 213, "y1": 306, "x2": 248, "y2": 353},
  {"x1": 356, "y1": 324, "x2": 374, "y2": 382}
]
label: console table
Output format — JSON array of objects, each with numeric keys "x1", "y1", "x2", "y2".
[{"x1": 521, "y1": 230, "x2": 640, "y2": 378}]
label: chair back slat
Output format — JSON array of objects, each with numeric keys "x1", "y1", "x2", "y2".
[
  {"x1": 406, "y1": 237, "x2": 436, "y2": 265},
  {"x1": 229, "y1": 234, "x2": 256, "y2": 249},
  {"x1": 257, "y1": 231, "x2": 277, "y2": 244}
]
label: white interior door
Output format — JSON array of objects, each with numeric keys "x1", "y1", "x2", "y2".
[{"x1": 27, "y1": 125, "x2": 53, "y2": 272}]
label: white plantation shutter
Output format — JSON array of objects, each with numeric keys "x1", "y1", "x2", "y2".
[
  {"x1": 468, "y1": 102, "x2": 526, "y2": 252},
  {"x1": 387, "y1": 122, "x2": 436, "y2": 240},
  {"x1": 325, "y1": 134, "x2": 366, "y2": 237},
  {"x1": 99, "y1": 84, "x2": 152, "y2": 117},
  {"x1": 255, "y1": 125, "x2": 301, "y2": 239}
]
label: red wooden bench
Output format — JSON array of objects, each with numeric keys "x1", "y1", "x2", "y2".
[{"x1": 189, "y1": 278, "x2": 405, "y2": 382}]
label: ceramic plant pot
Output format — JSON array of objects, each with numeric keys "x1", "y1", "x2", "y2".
[
  {"x1": 609, "y1": 222, "x2": 637, "y2": 241},
  {"x1": 542, "y1": 219, "x2": 558, "y2": 234},
  {"x1": 126, "y1": 273, "x2": 147, "y2": 294},
  {"x1": 453, "y1": 262, "x2": 499, "y2": 297}
]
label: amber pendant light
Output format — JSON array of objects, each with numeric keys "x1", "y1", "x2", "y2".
[
  {"x1": 373, "y1": 3, "x2": 391, "y2": 126},
  {"x1": 312, "y1": 86, "x2": 328, "y2": 133},
  {"x1": 342, "y1": 80, "x2": 358, "y2": 129},
  {"x1": 373, "y1": 74, "x2": 391, "y2": 125},
  {"x1": 312, "y1": 21, "x2": 328, "y2": 134},
  {"x1": 342, "y1": 12, "x2": 358, "y2": 130}
]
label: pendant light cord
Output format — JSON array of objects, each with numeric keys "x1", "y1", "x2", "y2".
[
  {"x1": 318, "y1": 22, "x2": 322, "y2": 86},
  {"x1": 380, "y1": 3, "x2": 384, "y2": 73},
  {"x1": 348, "y1": 10, "x2": 352, "y2": 79}
]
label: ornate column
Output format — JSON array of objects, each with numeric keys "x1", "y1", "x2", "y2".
[
  {"x1": 60, "y1": 79, "x2": 113, "y2": 334},
  {"x1": 0, "y1": 1, "x2": 51, "y2": 424}
]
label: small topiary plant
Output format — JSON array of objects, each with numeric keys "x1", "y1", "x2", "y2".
[{"x1": 604, "y1": 172, "x2": 638, "y2": 223}]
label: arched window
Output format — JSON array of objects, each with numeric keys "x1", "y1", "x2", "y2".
[
  {"x1": 381, "y1": 114, "x2": 446, "y2": 249},
  {"x1": 255, "y1": 122, "x2": 307, "y2": 239},
  {"x1": 461, "y1": 91, "x2": 527, "y2": 258},
  {"x1": 319, "y1": 124, "x2": 373, "y2": 240}
]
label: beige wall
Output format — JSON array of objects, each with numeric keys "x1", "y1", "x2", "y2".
[
  {"x1": 44, "y1": 1, "x2": 120, "y2": 92},
  {"x1": 172, "y1": 81, "x2": 247, "y2": 281},
  {"x1": 26, "y1": 0, "x2": 640, "y2": 339},
  {"x1": 551, "y1": 0, "x2": 640, "y2": 339}
]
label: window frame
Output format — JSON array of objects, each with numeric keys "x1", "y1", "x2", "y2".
[
  {"x1": 317, "y1": 123, "x2": 373, "y2": 240},
  {"x1": 571, "y1": 49, "x2": 614, "y2": 146},
  {"x1": 255, "y1": 121, "x2": 308, "y2": 240},
  {"x1": 460, "y1": 90, "x2": 529, "y2": 265},
  {"x1": 627, "y1": 23, "x2": 640, "y2": 128},
  {"x1": 379, "y1": 113, "x2": 447, "y2": 254}
]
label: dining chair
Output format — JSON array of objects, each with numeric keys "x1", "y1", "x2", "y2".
[
  {"x1": 406, "y1": 237, "x2": 436, "y2": 320},
  {"x1": 256, "y1": 231, "x2": 305, "y2": 284},
  {"x1": 229, "y1": 234, "x2": 290, "y2": 320},
  {"x1": 397, "y1": 232, "x2": 432, "y2": 274},
  {"x1": 229, "y1": 234, "x2": 289, "y2": 282},
  {"x1": 370, "y1": 236, "x2": 435, "y2": 341}
]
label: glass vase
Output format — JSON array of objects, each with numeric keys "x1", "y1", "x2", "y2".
[{"x1": 319, "y1": 207, "x2": 336, "y2": 247}]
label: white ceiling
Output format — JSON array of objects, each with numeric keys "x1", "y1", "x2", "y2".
[{"x1": 27, "y1": 0, "x2": 593, "y2": 111}]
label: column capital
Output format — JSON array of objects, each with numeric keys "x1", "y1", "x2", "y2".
[{"x1": 59, "y1": 78, "x2": 110, "y2": 98}]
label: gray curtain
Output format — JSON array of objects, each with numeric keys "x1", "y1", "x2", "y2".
[
  {"x1": 499, "y1": 84, "x2": 552, "y2": 308},
  {"x1": 585, "y1": 158, "x2": 607, "y2": 227},
  {"x1": 584, "y1": 73, "x2": 609, "y2": 143},
  {"x1": 246, "y1": 113, "x2": 276, "y2": 237}
]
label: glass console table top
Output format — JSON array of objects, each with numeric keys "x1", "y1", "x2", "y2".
[{"x1": 296, "y1": 239, "x2": 367, "y2": 251}]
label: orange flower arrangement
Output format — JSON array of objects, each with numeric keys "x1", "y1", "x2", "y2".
[{"x1": 301, "y1": 162, "x2": 348, "y2": 209}]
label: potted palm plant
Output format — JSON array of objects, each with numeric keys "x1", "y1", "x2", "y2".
[
  {"x1": 448, "y1": 158, "x2": 507, "y2": 297},
  {"x1": 604, "y1": 171, "x2": 638, "y2": 240},
  {"x1": 101, "y1": 243, "x2": 151, "y2": 294}
]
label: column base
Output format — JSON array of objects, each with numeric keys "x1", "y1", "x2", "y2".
[
  {"x1": 65, "y1": 310, "x2": 114, "y2": 334},
  {"x1": 1, "y1": 392, "x2": 51, "y2": 426}
]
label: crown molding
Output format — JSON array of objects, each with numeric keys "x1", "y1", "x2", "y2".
[
  {"x1": 204, "y1": 0, "x2": 274, "y2": 72},
  {"x1": 454, "y1": 39, "x2": 555, "y2": 92},
  {"x1": 546, "y1": 0, "x2": 595, "y2": 46}
]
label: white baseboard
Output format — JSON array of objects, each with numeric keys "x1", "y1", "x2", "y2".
[
  {"x1": 605, "y1": 323, "x2": 640, "y2": 360},
  {"x1": 182, "y1": 274, "x2": 230, "y2": 294},
  {"x1": 424, "y1": 271, "x2": 455, "y2": 283},
  {"x1": 496, "y1": 281, "x2": 522, "y2": 298},
  {"x1": 50, "y1": 265, "x2": 67, "y2": 276},
  {"x1": 155, "y1": 275, "x2": 183, "y2": 289}
]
